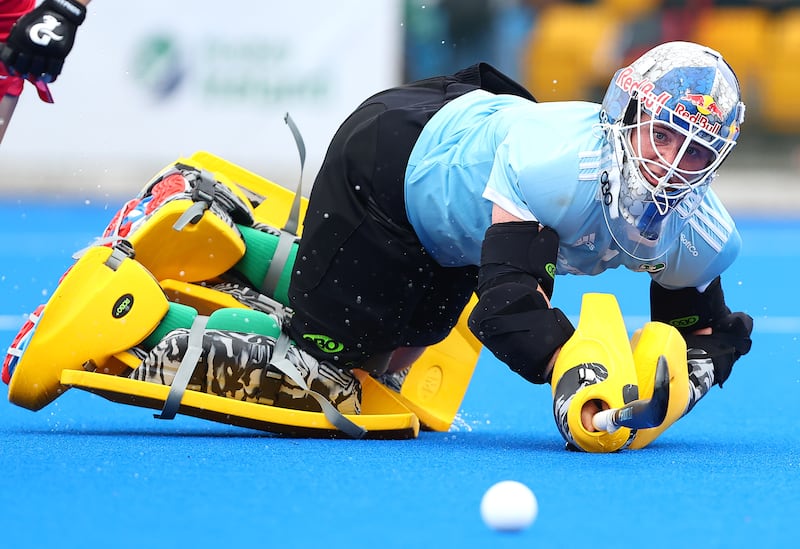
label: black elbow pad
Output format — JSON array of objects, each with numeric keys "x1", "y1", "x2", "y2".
[
  {"x1": 470, "y1": 221, "x2": 572, "y2": 384},
  {"x1": 468, "y1": 283, "x2": 574, "y2": 384}
]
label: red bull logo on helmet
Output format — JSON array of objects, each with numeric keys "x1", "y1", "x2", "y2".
[
  {"x1": 615, "y1": 66, "x2": 672, "y2": 115},
  {"x1": 684, "y1": 92, "x2": 725, "y2": 119},
  {"x1": 675, "y1": 92, "x2": 723, "y2": 134}
]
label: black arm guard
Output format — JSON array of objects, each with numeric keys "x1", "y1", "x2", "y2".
[
  {"x1": 477, "y1": 220, "x2": 558, "y2": 298},
  {"x1": 468, "y1": 221, "x2": 574, "y2": 384},
  {"x1": 650, "y1": 276, "x2": 730, "y2": 334},
  {"x1": 651, "y1": 276, "x2": 753, "y2": 387}
]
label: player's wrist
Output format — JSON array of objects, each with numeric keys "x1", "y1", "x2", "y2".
[{"x1": 42, "y1": 0, "x2": 87, "y2": 25}]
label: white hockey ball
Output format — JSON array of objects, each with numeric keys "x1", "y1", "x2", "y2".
[{"x1": 480, "y1": 480, "x2": 538, "y2": 532}]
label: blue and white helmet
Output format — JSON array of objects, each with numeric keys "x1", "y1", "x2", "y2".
[{"x1": 598, "y1": 41, "x2": 746, "y2": 260}]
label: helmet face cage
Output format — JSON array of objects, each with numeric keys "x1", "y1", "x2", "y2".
[
  {"x1": 598, "y1": 41, "x2": 745, "y2": 259},
  {"x1": 627, "y1": 108, "x2": 721, "y2": 203}
]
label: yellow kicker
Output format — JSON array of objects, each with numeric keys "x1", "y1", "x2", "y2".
[
  {"x1": 551, "y1": 293, "x2": 690, "y2": 452},
  {"x1": 8, "y1": 246, "x2": 169, "y2": 411},
  {"x1": 61, "y1": 365, "x2": 420, "y2": 439},
  {"x1": 127, "y1": 149, "x2": 302, "y2": 285},
  {"x1": 122, "y1": 155, "x2": 259, "y2": 283},
  {"x1": 126, "y1": 198, "x2": 247, "y2": 284}
]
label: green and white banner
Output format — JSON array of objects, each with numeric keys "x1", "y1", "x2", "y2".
[{"x1": 2, "y1": 0, "x2": 403, "y2": 195}]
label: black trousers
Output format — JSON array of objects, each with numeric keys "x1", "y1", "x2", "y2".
[{"x1": 287, "y1": 64, "x2": 534, "y2": 369}]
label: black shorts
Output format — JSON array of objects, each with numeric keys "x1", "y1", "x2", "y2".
[{"x1": 287, "y1": 64, "x2": 534, "y2": 368}]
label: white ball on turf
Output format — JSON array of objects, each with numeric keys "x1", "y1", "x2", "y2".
[{"x1": 480, "y1": 480, "x2": 538, "y2": 532}]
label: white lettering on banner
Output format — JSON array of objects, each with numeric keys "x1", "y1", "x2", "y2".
[
  {"x1": 202, "y1": 75, "x2": 329, "y2": 103},
  {"x1": 614, "y1": 67, "x2": 672, "y2": 115},
  {"x1": 130, "y1": 35, "x2": 332, "y2": 104},
  {"x1": 196, "y1": 40, "x2": 329, "y2": 104}
]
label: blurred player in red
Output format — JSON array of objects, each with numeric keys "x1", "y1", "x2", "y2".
[{"x1": 1, "y1": 0, "x2": 90, "y2": 136}]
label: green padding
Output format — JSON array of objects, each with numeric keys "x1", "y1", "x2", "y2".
[
  {"x1": 207, "y1": 308, "x2": 282, "y2": 339},
  {"x1": 235, "y1": 224, "x2": 297, "y2": 306},
  {"x1": 143, "y1": 302, "x2": 198, "y2": 350},
  {"x1": 143, "y1": 304, "x2": 281, "y2": 350}
]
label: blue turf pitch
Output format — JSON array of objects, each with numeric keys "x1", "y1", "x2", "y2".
[{"x1": 1, "y1": 199, "x2": 798, "y2": 548}]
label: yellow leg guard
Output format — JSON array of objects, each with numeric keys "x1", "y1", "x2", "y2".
[
  {"x1": 57, "y1": 300, "x2": 420, "y2": 438},
  {"x1": 7, "y1": 246, "x2": 170, "y2": 410},
  {"x1": 627, "y1": 322, "x2": 689, "y2": 450},
  {"x1": 551, "y1": 294, "x2": 639, "y2": 453}
]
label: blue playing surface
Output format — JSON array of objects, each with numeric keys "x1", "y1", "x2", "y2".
[{"x1": 1, "y1": 197, "x2": 798, "y2": 549}]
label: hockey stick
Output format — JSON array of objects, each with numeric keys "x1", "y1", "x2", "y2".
[
  {"x1": 0, "y1": 92, "x2": 19, "y2": 145},
  {"x1": 592, "y1": 354, "x2": 670, "y2": 433}
]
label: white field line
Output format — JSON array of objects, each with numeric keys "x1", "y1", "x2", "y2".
[{"x1": 572, "y1": 315, "x2": 800, "y2": 335}]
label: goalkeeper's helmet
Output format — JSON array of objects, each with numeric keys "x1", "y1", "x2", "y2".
[{"x1": 598, "y1": 41, "x2": 745, "y2": 260}]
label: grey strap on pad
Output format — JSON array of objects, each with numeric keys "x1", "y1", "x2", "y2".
[{"x1": 154, "y1": 314, "x2": 209, "y2": 420}]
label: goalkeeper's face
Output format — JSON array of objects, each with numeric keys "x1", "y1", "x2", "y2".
[{"x1": 628, "y1": 112, "x2": 716, "y2": 191}]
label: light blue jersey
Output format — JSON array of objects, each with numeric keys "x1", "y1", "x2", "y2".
[{"x1": 404, "y1": 90, "x2": 740, "y2": 290}]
